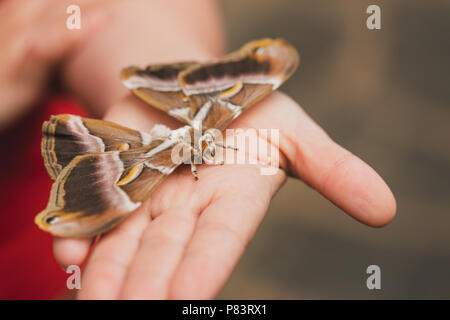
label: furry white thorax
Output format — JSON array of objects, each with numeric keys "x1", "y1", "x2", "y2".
[{"x1": 144, "y1": 125, "x2": 192, "y2": 158}]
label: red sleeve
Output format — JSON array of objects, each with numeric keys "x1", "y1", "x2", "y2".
[{"x1": 0, "y1": 96, "x2": 88, "y2": 299}]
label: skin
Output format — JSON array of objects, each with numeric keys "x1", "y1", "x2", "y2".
[
  {"x1": 0, "y1": 0, "x2": 396, "y2": 299},
  {"x1": 0, "y1": 0, "x2": 111, "y2": 129},
  {"x1": 53, "y1": 92, "x2": 396, "y2": 299}
]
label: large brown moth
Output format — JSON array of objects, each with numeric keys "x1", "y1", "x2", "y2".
[{"x1": 35, "y1": 38, "x2": 299, "y2": 238}]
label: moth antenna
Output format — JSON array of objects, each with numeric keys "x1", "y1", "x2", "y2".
[{"x1": 215, "y1": 143, "x2": 239, "y2": 151}]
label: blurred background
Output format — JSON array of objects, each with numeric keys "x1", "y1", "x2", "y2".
[{"x1": 217, "y1": 0, "x2": 450, "y2": 299}]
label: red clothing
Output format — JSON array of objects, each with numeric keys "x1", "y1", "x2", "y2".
[{"x1": 0, "y1": 96, "x2": 87, "y2": 299}]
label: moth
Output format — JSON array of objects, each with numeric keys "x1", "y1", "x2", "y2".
[{"x1": 35, "y1": 38, "x2": 299, "y2": 238}]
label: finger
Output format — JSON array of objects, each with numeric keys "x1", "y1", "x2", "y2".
[
  {"x1": 77, "y1": 202, "x2": 151, "y2": 299},
  {"x1": 53, "y1": 237, "x2": 92, "y2": 269},
  {"x1": 52, "y1": 95, "x2": 167, "y2": 276},
  {"x1": 76, "y1": 94, "x2": 171, "y2": 299},
  {"x1": 234, "y1": 92, "x2": 396, "y2": 227},
  {"x1": 85, "y1": 92, "x2": 217, "y2": 299},
  {"x1": 119, "y1": 204, "x2": 198, "y2": 299},
  {"x1": 169, "y1": 165, "x2": 286, "y2": 299},
  {"x1": 102, "y1": 94, "x2": 202, "y2": 299}
]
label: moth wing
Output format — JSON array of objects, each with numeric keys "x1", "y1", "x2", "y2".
[
  {"x1": 41, "y1": 114, "x2": 164, "y2": 180},
  {"x1": 121, "y1": 62, "x2": 197, "y2": 125},
  {"x1": 121, "y1": 39, "x2": 299, "y2": 131},
  {"x1": 36, "y1": 134, "x2": 186, "y2": 238},
  {"x1": 178, "y1": 38, "x2": 300, "y2": 131}
]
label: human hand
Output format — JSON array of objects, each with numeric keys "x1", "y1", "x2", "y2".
[
  {"x1": 52, "y1": 91, "x2": 396, "y2": 299},
  {"x1": 0, "y1": 0, "x2": 106, "y2": 129}
]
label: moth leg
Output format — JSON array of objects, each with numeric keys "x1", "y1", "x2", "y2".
[
  {"x1": 190, "y1": 162, "x2": 199, "y2": 180},
  {"x1": 210, "y1": 145, "x2": 225, "y2": 165},
  {"x1": 173, "y1": 136, "x2": 200, "y2": 180},
  {"x1": 183, "y1": 141, "x2": 200, "y2": 180},
  {"x1": 214, "y1": 157, "x2": 225, "y2": 166}
]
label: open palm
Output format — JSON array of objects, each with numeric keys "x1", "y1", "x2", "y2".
[{"x1": 53, "y1": 92, "x2": 396, "y2": 299}]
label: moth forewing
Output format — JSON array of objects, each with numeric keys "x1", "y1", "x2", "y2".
[
  {"x1": 36, "y1": 125, "x2": 192, "y2": 238},
  {"x1": 41, "y1": 114, "x2": 154, "y2": 180}
]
